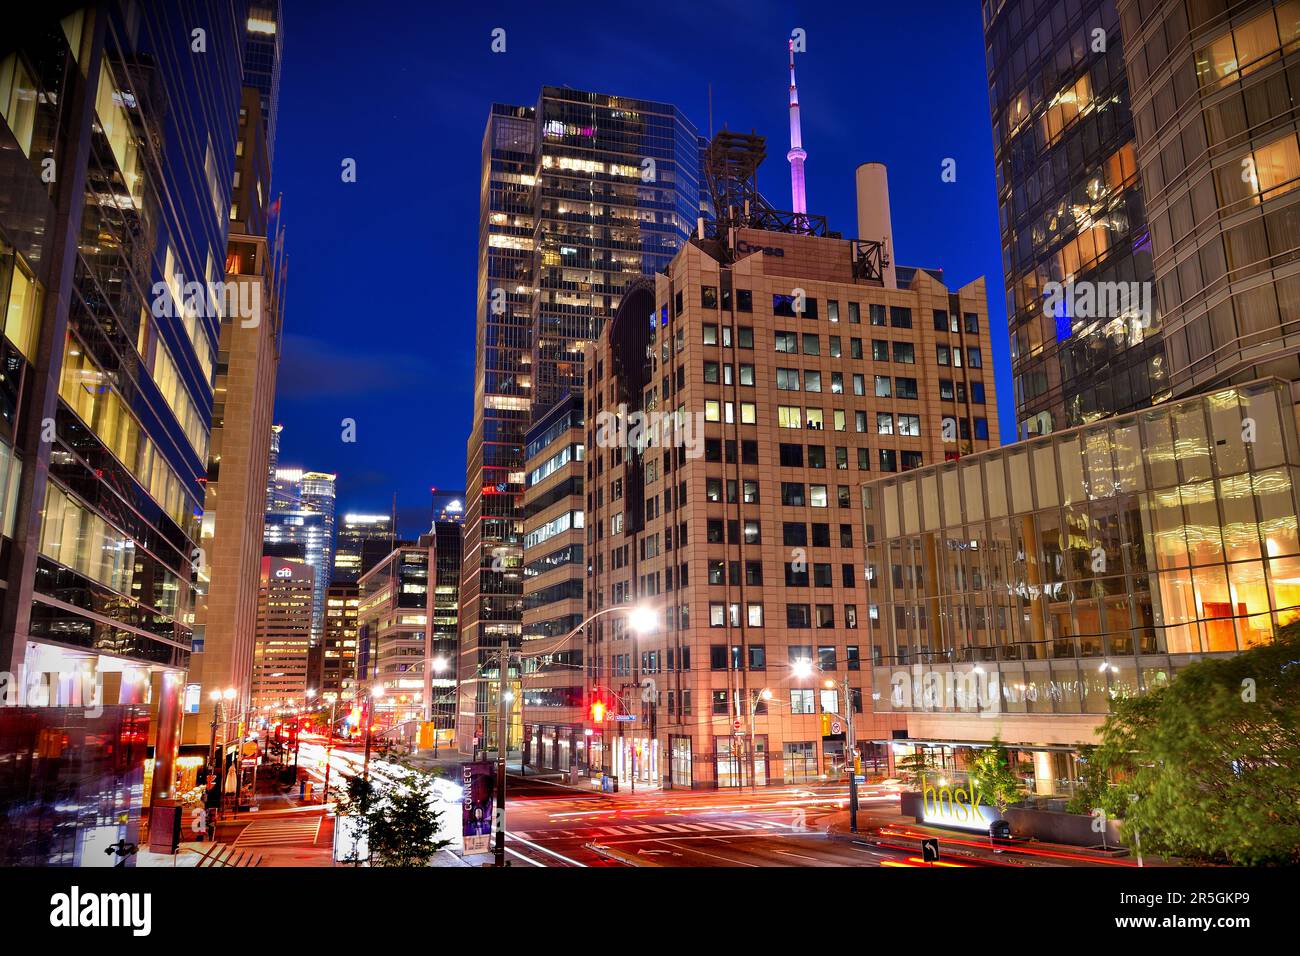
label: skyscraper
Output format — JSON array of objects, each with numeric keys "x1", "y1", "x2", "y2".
[
  {"x1": 242, "y1": 1, "x2": 282, "y2": 169},
  {"x1": 459, "y1": 88, "x2": 702, "y2": 754},
  {"x1": 333, "y1": 512, "x2": 395, "y2": 584},
  {"x1": 358, "y1": 543, "x2": 430, "y2": 736},
  {"x1": 322, "y1": 583, "x2": 360, "y2": 702},
  {"x1": 0, "y1": 2, "x2": 246, "y2": 863},
  {"x1": 183, "y1": 7, "x2": 286, "y2": 748},
  {"x1": 251, "y1": 556, "x2": 314, "y2": 711},
  {"x1": 982, "y1": 0, "x2": 1167, "y2": 438},
  {"x1": 1117, "y1": 0, "x2": 1300, "y2": 397},
  {"x1": 264, "y1": 463, "x2": 337, "y2": 648},
  {"x1": 424, "y1": 520, "x2": 463, "y2": 745}
]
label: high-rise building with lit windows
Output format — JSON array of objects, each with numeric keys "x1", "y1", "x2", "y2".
[
  {"x1": 323, "y1": 583, "x2": 360, "y2": 702},
  {"x1": 242, "y1": 1, "x2": 282, "y2": 169},
  {"x1": 1116, "y1": 0, "x2": 1300, "y2": 398},
  {"x1": 264, "y1": 464, "x2": 337, "y2": 649},
  {"x1": 0, "y1": 2, "x2": 248, "y2": 864},
  {"x1": 459, "y1": 88, "x2": 702, "y2": 755},
  {"x1": 982, "y1": 0, "x2": 1168, "y2": 438},
  {"x1": 184, "y1": 23, "x2": 287, "y2": 747},
  {"x1": 334, "y1": 512, "x2": 395, "y2": 584}
]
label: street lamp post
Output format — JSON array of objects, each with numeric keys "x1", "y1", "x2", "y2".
[
  {"x1": 362, "y1": 684, "x2": 384, "y2": 783},
  {"x1": 207, "y1": 687, "x2": 237, "y2": 823},
  {"x1": 747, "y1": 687, "x2": 773, "y2": 790},
  {"x1": 491, "y1": 602, "x2": 659, "y2": 867},
  {"x1": 794, "y1": 659, "x2": 859, "y2": 833}
]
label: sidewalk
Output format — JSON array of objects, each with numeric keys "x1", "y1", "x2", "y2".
[{"x1": 825, "y1": 807, "x2": 1153, "y2": 867}]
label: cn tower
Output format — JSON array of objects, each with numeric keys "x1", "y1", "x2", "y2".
[{"x1": 787, "y1": 38, "x2": 808, "y2": 219}]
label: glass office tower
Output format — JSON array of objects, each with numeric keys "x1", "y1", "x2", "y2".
[
  {"x1": 982, "y1": 0, "x2": 1168, "y2": 438},
  {"x1": 1118, "y1": 0, "x2": 1300, "y2": 397},
  {"x1": 0, "y1": 2, "x2": 246, "y2": 861},
  {"x1": 459, "y1": 88, "x2": 700, "y2": 754}
]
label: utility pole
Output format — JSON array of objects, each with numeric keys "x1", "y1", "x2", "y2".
[
  {"x1": 841, "y1": 677, "x2": 859, "y2": 834},
  {"x1": 494, "y1": 651, "x2": 513, "y2": 867},
  {"x1": 322, "y1": 699, "x2": 336, "y2": 802}
]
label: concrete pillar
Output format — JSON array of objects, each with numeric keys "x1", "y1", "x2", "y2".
[
  {"x1": 1034, "y1": 749, "x2": 1055, "y2": 796},
  {"x1": 150, "y1": 671, "x2": 183, "y2": 802},
  {"x1": 855, "y1": 163, "x2": 898, "y2": 289}
]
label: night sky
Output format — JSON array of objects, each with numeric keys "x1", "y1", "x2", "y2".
[{"x1": 271, "y1": 0, "x2": 1009, "y2": 536}]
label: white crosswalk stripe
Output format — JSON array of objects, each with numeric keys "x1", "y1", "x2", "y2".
[{"x1": 232, "y1": 816, "x2": 322, "y2": 848}]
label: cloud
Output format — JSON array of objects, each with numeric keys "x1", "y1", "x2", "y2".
[{"x1": 276, "y1": 333, "x2": 438, "y2": 399}]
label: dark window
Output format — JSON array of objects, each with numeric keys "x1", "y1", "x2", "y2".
[
  {"x1": 783, "y1": 522, "x2": 807, "y2": 546},
  {"x1": 786, "y1": 604, "x2": 812, "y2": 628}
]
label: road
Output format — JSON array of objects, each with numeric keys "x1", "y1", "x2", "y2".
[
  {"x1": 495, "y1": 774, "x2": 972, "y2": 867},
  {"x1": 292, "y1": 740, "x2": 995, "y2": 867}
]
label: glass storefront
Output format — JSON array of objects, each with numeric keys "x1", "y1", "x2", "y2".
[{"x1": 866, "y1": 380, "x2": 1300, "y2": 717}]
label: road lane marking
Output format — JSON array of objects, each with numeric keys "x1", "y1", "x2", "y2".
[{"x1": 662, "y1": 840, "x2": 759, "y2": 867}]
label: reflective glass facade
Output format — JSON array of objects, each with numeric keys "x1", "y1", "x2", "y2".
[
  {"x1": 865, "y1": 378, "x2": 1300, "y2": 717},
  {"x1": 1120, "y1": 0, "x2": 1300, "y2": 396},
  {"x1": 983, "y1": 0, "x2": 1168, "y2": 437}
]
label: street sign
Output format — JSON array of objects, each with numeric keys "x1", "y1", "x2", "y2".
[
  {"x1": 921, "y1": 838, "x2": 940, "y2": 863},
  {"x1": 732, "y1": 719, "x2": 743, "y2": 731},
  {"x1": 613, "y1": 714, "x2": 636, "y2": 722},
  {"x1": 831, "y1": 720, "x2": 843, "y2": 735}
]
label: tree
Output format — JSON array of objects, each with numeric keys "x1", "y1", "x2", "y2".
[
  {"x1": 333, "y1": 769, "x2": 452, "y2": 867},
  {"x1": 1090, "y1": 624, "x2": 1300, "y2": 866},
  {"x1": 966, "y1": 736, "x2": 1025, "y2": 817}
]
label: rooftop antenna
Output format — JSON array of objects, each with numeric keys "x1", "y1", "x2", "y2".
[{"x1": 787, "y1": 38, "x2": 808, "y2": 220}]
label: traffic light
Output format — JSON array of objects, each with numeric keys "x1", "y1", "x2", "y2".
[{"x1": 590, "y1": 699, "x2": 606, "y2": 724}]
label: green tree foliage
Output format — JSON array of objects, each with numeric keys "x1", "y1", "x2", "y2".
[
  {"x1": 333, "y1": 769, "x2": 452, "y2": 867},
  {"x1": 965, "y1": 735, "x2": 1025, "y2": 816},
  {"x1": 1092, "y1": 625, "x2": 1300, "y2": 865}
]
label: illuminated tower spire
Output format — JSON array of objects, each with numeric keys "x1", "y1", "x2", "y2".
[{"x1": 787, "y1": 39, "x2": 808, "y2": 217}]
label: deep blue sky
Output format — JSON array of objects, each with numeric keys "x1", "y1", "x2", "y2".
[{"x1": 272, "y1": 0, "x2": 1009, "y2": 536}]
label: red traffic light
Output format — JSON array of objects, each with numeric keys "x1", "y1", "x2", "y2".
[{"x1": 590, "y1": 699, "x2": 606, "y2": 724}]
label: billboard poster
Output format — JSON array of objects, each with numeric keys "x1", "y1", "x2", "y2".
[{"x1": 462, "y1": 761, "x2": 496, "y2": 854}]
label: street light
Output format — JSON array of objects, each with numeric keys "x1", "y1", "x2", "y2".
[
  {"x1": 492, "y1": 601, "x2": 656, "y2": 867},
  {"x1": 791, "y1": 659, "x2": 861, "y2": 833},
  {"x1": 745, "y1": 687, "x2": 774, "y2": 790},
  {"x1": 206, "y1": 687, "x2": 239, "y2": 824},
  {"x1": 362, "y1": 684, "x2": 384, "y2": 783}
]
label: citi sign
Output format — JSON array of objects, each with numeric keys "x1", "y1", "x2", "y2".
[{"x1": 735, "y1": 238, "x2": 785, "y2": 257}]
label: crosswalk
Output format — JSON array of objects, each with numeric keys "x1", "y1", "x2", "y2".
[
  {"x1": 511, "y1": 818, "x2": 791, "y2": 841},
  {"x1": 232, "y1": 815, "x2": 324, "y2": 848}
]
